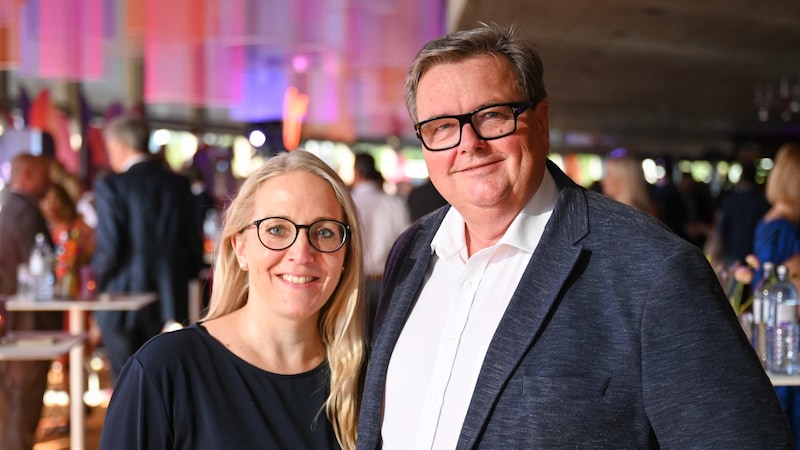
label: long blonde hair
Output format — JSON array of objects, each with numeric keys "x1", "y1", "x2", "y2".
[
  {"x1": 766, "y1": 142, "x2": 800, "y2": 210},
  {"x1": 203, "y1": 150, "x2": 365, "y2": 449}
]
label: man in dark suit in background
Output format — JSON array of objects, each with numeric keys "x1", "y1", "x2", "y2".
[
  {"x1": 717, "y1": 161, "x2": 770, "y2": 267},
  {"x1": 91, "y1": 116, "x2": 202, "y2": 381},
  {"x1": 357, "y1": 24, "x2": 792, "y2": 448},
  {"x1": 0, "y1": 153, "x2": 62, "y2": 450}
]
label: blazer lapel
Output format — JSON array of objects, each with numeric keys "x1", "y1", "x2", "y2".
[{"x1": 457, "y1": 162, "x2": 590, "y2": 449}]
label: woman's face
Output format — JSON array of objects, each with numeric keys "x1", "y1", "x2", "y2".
[{"x1": 233, "y1": 171, "x2": 347, "y2": 325}]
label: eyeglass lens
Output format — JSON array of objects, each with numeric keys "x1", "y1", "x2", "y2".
[
  {"x1": 255, "y1": 217, "x2": 347, "y2": 253},
  {"x1": 418, "y1": 104, "x2": 521, "y2": 151}
]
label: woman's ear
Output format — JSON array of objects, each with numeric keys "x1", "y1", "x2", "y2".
[{"x1": 232, "y1": 233, "x2": 247, "y2": 270}]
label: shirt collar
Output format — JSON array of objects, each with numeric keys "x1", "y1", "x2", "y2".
[
  {"x1": 121, "y1": 153, "x2": 151, "y2": 172},
  {"x1": 431, "y1": 166, "x2": 558, "y2": 260}
]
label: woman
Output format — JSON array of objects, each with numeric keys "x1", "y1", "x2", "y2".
[
  {"x1": 40, "y1": 182, "x2": 96, "y2": 295},
  {"x1": 600, "y1": 151, "x2": 660, "y2": 218},
  {"x1": 753, "y1": 142, "x2": 800, "y2": 289},
  {"x1": 753, "y1": 142, "x2": 800, "y2": 448},
  {"x1": 99, "y1": 150, "x2": 366, "y2": 449}
]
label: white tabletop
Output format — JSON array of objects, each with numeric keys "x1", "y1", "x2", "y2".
[
  {"x1": 3, "y1": 291, "x2": 157, "y2": 450},
  {"x1": 0, "y1": 332, "x2": 85, "y2": 361},
  {"x1": 6, "y1": 292, "x2": 157, "y2": 311},
  {"x1": 768, "y1": 373, "x2": 800, "y2": 386}
]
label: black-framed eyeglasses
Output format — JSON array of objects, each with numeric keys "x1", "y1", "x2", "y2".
[
  {"x1": 414, "y1": 101, "x2": 531, "y2": 151},
  {"x1": 250, "y1": 217, "x2": 350, "y2": 253}
]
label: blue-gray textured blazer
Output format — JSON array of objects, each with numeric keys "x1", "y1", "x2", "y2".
[{"x1": 358, "y1": 160, "x2": 792, "y2": 449}]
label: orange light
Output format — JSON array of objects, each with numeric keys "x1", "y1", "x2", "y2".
[{"x1": 282, "y1": 86, "x2": 309, "y2": 151}]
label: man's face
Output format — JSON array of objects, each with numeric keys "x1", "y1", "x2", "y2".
[
  {"x1": 105, "y1": 136, "x2": 126, "y2": 173},
  {"x1": 29, "y1": 159, "x2": 51, "y2": 200},
  {"x1": 415, "y1": 55, "x2": 550, "y2": 217}
]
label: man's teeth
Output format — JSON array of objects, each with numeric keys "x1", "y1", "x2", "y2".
[{"x1": 281, "y1": 274, "x2": 314, "y2": 284}]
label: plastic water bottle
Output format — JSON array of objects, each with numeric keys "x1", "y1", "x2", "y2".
[
  {"x1": 766, "y1": 265, "x2": 800, "y2": 374},
  {"x1": 752, "y1": 261, "x2": 776, "y2": 366},
  {"x1": 29, "y1": 232, "x2": 55, "y2": 301},
  {"x1": 202, "y1": 209, "x2": 221, "y2": 265}
]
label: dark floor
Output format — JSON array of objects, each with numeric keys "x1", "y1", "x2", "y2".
[
  {"x1": 34, "y1": 405, "x2": 105, "y2": 450},
  {"x1": 33, "y1": 352, "x2": 110, "y2": 450}
]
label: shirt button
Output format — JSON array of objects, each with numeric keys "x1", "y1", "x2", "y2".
[{"x1": 464, "y1": 280, "x2": 473, "y2": 289}]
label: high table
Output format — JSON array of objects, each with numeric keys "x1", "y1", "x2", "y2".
[
  {"x1": 6, "y1": 293, "x2": 157, "y2": 450},
  {"x1": 0, "y1": 331, "x2": 84, "y2": 360}
]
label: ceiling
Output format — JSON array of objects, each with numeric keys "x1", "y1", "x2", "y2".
[
  {"x1": 452, "y1": 0, "x2": 800, "y2": 159},
  {"x1": 5, "y1": 0, "x2": 800, "y2": 161}
]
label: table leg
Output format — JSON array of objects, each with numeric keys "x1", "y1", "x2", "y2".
[{"x1": 68, "y1": 309, "x2": 86, "y2": 450}]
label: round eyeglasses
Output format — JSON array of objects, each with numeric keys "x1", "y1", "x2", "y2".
[
  {"x1": 414, "y1": 101, "x2": 531, "y2": 151},
  {"x1": 250, "y1": 217, "x2": 350, "y2": 253}
]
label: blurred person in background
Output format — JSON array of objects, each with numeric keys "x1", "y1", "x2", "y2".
[
  {"x1": 716, "y1": 160, "x2": 770, "y2": 268},
  {"x1": 679, "y1": 171, "x2": 717, "y2": 249},
  {"x1": 752, "y1": 142, "x2": 800, "y2": 447},
  {"x1": 40, "y1": 181, "x2": 100, "y2": 363},
  {"x1": 0, "y1": 153, "x2": 62, "y2": 450},
  {"x1": 91, "y1": 115, "x2": 203, "y2": 382},
  {"x1": 600, "y1": 150, "x2": 661, "y2": 218},
  {"x1": 350, "y1": 153, "x2": 409, "y2": 328},
  {"x1": 99, "y1": 150, "x2": 366, "y2": 450},
  {"x1": 40, "y1": 182, "x2": 96, "y2": 271},
  {"x1": 753, "y1": 143, "x2": 800, "y2": 289}
]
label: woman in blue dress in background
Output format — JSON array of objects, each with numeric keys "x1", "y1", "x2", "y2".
[{"x1": 753, "y1": 142, "x2": 800, "y2": 448}]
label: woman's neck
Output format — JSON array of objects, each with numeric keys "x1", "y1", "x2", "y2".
[
  {"x1": 211, "y1": 308, "x2": 325, "y2": 375},
  {"x1": 766, "y1": 202, "x2": 800, "y2": 226}
]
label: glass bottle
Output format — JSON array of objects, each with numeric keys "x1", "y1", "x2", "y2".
[
  {"x1": 766, "y1": 265, "x2": 800, "y2": 374},
  {"x1": 54, "y1": 229, "x2": 80, "y2": 298},
  {"x1": 752, "y1": 261, "x2": 776, "y2": 366},
  {"x1": 29, "y1": 232, "x2": 55, "y2": 301}
]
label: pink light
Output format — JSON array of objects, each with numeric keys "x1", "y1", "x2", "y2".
[{"x1": 292, "y1": 54, "x2": 309, "y2": 73}]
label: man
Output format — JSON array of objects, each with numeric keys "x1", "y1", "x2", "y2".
[
  {"x1": 0, "y1": 153, "x2": 62, "y2": 450},
  {"x1": 91, "y1": 116, "x2": 202, "y2": 380},
  {"x1": 357, "y1": 24, "x2": 793, "y2": 448},
  {"x1": 350, "y1": 153, "x2": 409, "y2": 327}
]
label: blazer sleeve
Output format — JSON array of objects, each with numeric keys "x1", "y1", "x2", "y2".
[
  {"x1": 641, "y1": 245, "x2": 792, "y2": 448},
  {"x1": 91, "y1": 177, "x2": 124, "y2": 291}
]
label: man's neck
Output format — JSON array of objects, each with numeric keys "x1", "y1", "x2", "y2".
[{"x1": 120, "y1": 153, "x2": 150, "y2": 172}]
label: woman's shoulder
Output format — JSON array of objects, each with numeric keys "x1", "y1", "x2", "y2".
[
  {"x1": 757, "y1": 217, "x2": 800, "y2": 236},
  {"x1": 132, "y1": 323, "x2": 215, "y2": 369}
]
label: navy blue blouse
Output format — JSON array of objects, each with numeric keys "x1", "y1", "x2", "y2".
[{"x1": 99, "y1": 323, "x2": 340, "y2": 450}]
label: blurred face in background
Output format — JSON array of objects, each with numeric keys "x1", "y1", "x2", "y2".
[
  {"x1": 104, "y1": 135, "x2": 128, "y2": 173},
  {"x1": 15, "y1": 156, "x2": 51, "y2": 200},
  {"x1": 40, "y1": 184, "x2": 76, "y2": 226}
]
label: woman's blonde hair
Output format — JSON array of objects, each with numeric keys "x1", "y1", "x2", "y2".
[
  {"x1": 602, "y1": 153, "x2": 658, "y2": 216},
  {"x1": 766, "y1": 142, "x2": 800, "y2": 209},
  {"x1": 202, "y1": 150, "x2": 365, "y2": 449}
]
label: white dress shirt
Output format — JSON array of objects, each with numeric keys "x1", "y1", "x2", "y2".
[
  {"x1": 351, "y1": 181, "x2": 410, "y2": 276},
  {"x1": 382, "y1": 170, "x2": 557, "y2": 449}
]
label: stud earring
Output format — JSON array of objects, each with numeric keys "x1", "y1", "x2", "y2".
[{"x1": 240, "y1": 262, "x2": 247, "y2": 270}]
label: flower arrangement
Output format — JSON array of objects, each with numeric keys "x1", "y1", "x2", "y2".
[{"x1": 725, "y1": 254, "x2": 760, "y2": 316}]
